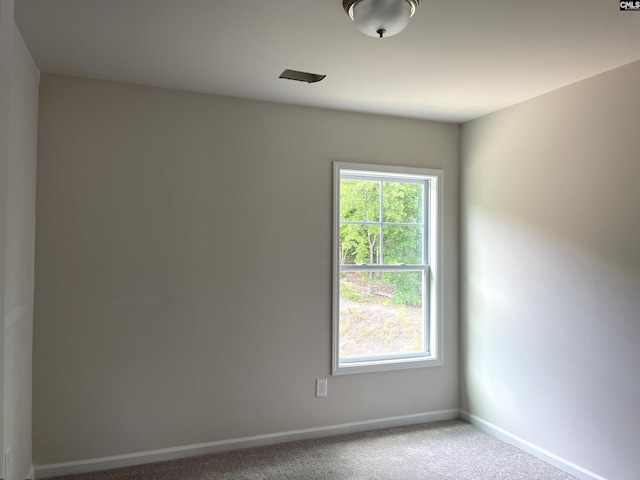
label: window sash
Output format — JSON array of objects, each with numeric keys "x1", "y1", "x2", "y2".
[
  {"x1": 339, "y1": 177, "x2": 429, "y2": 266},
  {"x1": 338, "y1": 267, "x2": 431, "y2": 364}
]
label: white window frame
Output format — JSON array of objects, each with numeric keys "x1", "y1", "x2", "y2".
[{"x1": 332, "y1": 162, "x2": 443, "y2": 375}]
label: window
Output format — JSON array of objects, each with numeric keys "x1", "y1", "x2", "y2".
[{"x1": 333, "y1": 162, "x2": 443, "y2": 375}]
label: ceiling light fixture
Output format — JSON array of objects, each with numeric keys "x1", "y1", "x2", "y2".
[{"x1": 343, "y1": 0, "x2": 420, "y2": 38}]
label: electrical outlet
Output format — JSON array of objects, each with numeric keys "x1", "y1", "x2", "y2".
[{"x1": 316, "y1": 378, "x2": 328, "y2": 397}]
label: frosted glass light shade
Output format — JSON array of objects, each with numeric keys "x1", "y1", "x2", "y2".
[{"x1": 344, "y1": 0, "x2": 419, "y2": 38}]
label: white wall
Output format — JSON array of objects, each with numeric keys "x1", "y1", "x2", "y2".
[
  {"x1": 33, "y1": 74, "x2": 459, "y2": 466},
  {"x1": 0, "y1": 0, "x2": 12, "y2": 467},
  {"x1": 5, "y1": 24, "x2": 39, "y2": 480},
  {"x1": 0, "y1": 1, "x2": 40, "y2": 478},
  {"x1": 460, "y1": 60, "x2": 640, "y2": 480}
]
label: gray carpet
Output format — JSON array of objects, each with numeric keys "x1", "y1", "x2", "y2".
[{"x1": 50, "y1": 419, "x2": 578, "y2": 479}]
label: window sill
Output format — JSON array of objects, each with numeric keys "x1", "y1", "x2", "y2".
[{"x1": 332, "y1": 355, "x2": 443, "y2": 375}]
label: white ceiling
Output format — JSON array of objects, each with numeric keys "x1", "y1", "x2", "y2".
[{"x1": 14, "y1": 0, "x2": 640, "y2": 123}]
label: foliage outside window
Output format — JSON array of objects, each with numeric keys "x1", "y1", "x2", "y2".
[{"x1": 333, "y1": 162, "x2": 443, "y2": 375}]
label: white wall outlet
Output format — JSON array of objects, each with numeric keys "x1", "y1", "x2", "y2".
[{"x1": 316, "y1": 378, "x2": 328, "y2": 397}]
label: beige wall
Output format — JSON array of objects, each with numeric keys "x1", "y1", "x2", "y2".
[
  {"x1": 1, "y1": 7, "x2": 39, "y2": 479},
  {"x1": 34, "y1": 74, "x2": 459, "y2": 465},
  {"x1": 460, "y1": 60, "x2": 640, "y2": 480}
]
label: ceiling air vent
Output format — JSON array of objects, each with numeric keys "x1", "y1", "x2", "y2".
[{"x1": 279, "y1": 69, "x2": 326, "y2": 84}]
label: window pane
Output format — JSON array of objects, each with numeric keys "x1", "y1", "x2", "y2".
[
  {"x1": 339, "y1": 271, "x2": 424, "y2": 359},
  {"x1": 383, "y1": 181, "x2": 423, "y2": 224},
  {"x1": 382, "y1": 225, "x2": 422, "y2": 264},
  {"x1": 340, "y1": 179, "x2": 380, "y2": 222},
  {"x1": 340, "y1": 224, "x2": 380, "y2": 265}
]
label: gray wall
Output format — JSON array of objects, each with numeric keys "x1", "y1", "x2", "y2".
[
  {"x1": 460, "y1": 60, "x2": 640, "y2": 480},
  {"x1": 1, "y1": 7, "x2": 39, "y2": 480},
  {"x1": 34, "y1": 74, "x2": 460, "y2": 465}
]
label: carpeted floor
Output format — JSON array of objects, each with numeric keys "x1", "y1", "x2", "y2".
[{"x1": 50, "y1": 419, "x2": 578, "y2": 479}]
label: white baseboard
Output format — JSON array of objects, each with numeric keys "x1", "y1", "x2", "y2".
[
  {"x1": 459, "y1": 410, "x2": 607, "y2": 480},
  {"x1": 34, "y1": 409, "x2": 459, "y2": 479},
  {"x1": 27, "y1": 464, "x2": 35, "y2": 480}
]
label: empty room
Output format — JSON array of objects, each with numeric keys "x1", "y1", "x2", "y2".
[{"x1": 1, "y1": 1, "x2": 639, "y2": 479}]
